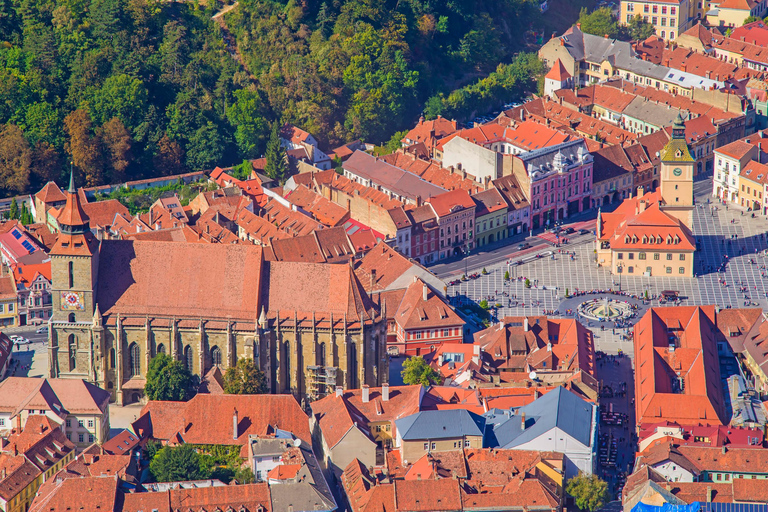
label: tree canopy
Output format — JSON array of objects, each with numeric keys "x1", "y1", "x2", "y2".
[
  {"x1": 0, "y1": 0, "x2": 552, "y2": 196},
  {"x1": 401, "y1": 355, "x2": 442, "y2": 386},
  {"x1": 566, "y1": 473, "x2": 610, "y2": 512},
  {"x1": 223, "y1": 357, "x2": 268, "y2": 395},
  {"x1": 577, "y1": 7, "x2": 620, "y2": 39},
  {"x1": 144, "y1": 353, "x2": 198, "y2": 402},
  {"x1": 150, "y1": 444, "x2": 206, "y2": 482}
]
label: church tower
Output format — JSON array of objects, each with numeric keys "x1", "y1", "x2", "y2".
[
  {"x1": 49, "y1": 172, "x2": 100, "y2": 380},
  {"x1": 659, "y1": 114, "x2": 694, "y2": 229}
]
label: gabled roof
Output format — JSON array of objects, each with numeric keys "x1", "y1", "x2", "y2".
[
  {"x1": 395, "y1": 278, "x2": 464, "y2": 331},
  {"x1": 34, "y1": 182, "x2": 66, "y2": 204},
  {"x1": 396, "y1": 409, "x2": 485, "y2": 441},
  {"x1": 426, "y1": 189, "x2": 475, "y2": 218},
  {"x1": 488, "y1": 386, "x2": 595, "y2": 448},
  {"x1": 0, "y1": 377, "x2": 110, "y2": 416}
]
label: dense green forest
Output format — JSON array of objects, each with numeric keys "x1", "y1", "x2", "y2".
[{"x1": 0, "y1": 0, "x2": 553, "y2": 196}]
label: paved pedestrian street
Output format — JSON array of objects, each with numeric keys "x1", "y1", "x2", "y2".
[{"x1": 446, "y1": 176, "x2": 768, "y2": 354}]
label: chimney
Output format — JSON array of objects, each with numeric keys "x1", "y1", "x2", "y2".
[
  {"x1": 423, "y1": 284, "x2": 429, "y2": 302},
  {"x1": 449, "y1": 165, "x2": 455, "y2": 175},
  {"x1": 523, "y1": 317, "x2": 529, "y2": 332},
  {"x1": 520, "y1": 110, "x2": 526, "y2": 122},
  {"x1": 560, "y1": 38, "x2": 564, "y2": 46},
  {"x1": 233, "y1": 408, "x2": 238, "y2": 440},
  {"x1": 520, "y1": 412, "x2": 526, "y2": 430},
  {"x1": 336, "y1": 386, "x2": 343, "y2": 398},
  {"x1": 706, "y1": 486, "x2": 712, "y2": 503},
  {"x1": 362, "y1": 385, "x2": 370, "y2": 403},
  {"x1": 370, "y1": 268, "x2": 377, "y2": 294},
  {"x1": 382, "y1": 383, "x2": 390, "y2": 402}
]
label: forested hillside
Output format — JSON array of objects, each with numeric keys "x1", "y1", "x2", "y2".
[{"x1": 0, "y1": 0, "x2": 548, "y2": 196}]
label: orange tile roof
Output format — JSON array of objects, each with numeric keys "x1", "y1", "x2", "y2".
[
  {"x1": 354, "y1": 242, "x2": 417, "y2": 293},
  {"x1": 379, "y1": 151, "x2": 482, "y2": 193},
  {"x1": 284, "y1": 184, "x2": 349, "y2": 227},
  {"x1": 402, "y1": 116, "x2": 458, "y2": 149},
  {"x1": 739, "y1": 160, "x2": 768, "y2": 185},
  {"x1": 634, "y1": 307, "x2": 726, "y2": 426},
  {"x1": 394, "y1": 278, "x2": 464, "y2": 331},
  {"x1": 29, "y1": 475, "x2": 119, "y2": 512},
  {"x1": 472, "y1": 188, "x2": 508, "y2": 216},
  {"x1": 716, "y1": 140, "x2": 757, "y2": 160},
  {"x1": 545, "y1": 59, "x2": 571, "y2": 81},
  {"x1": 139, "y1": 393, "x2": 310, "y2": 450},
  {"x1": 34, "y1": 182, "x2": 66, "y2": 204},
  {"x1": 12, "y1": 261, "x2": 51, "y2": 287},
  {"x1": 426, "y1": 189, "x2": 475, "y2": 218}
]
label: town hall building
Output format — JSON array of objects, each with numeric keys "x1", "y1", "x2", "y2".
[
  {"x1": 48, "y1": 174, "x2": 387, "y2": 405},
  {"x1": 596, "y1": 114, "x2": 696, "y2": 278}
]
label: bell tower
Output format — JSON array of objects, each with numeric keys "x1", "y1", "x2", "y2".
[
  {"x1": 49, "y1": 171, "x2": 100, "y2": 379},
  {"x1": 659, "y1": 114, "x2": 694, "y2": 229}
]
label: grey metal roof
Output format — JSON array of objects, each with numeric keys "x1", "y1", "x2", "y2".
[
  {"x1": 486, "y1": 386, "x2": 594, "y2": 449},
  {"x1": 396, "y1": 409, "x2": 486, "y2": 440},
  {"x1": 622, "y1": 96, "x2": 682, "y2": 128},
  {"x1": 517, "y1": 139, "x2": 591, "y2": 182},
  {"x1": 264, "y1": 443, "x2": 337, "y2": 512},
  {"x1": 342, "y1": 150, "x2": 446, "y2": 201}
]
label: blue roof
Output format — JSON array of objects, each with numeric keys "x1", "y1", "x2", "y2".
[
  {"x1": 486, "y1": 386, "x2": 594, "y2": 449},
  {"x1": 396, "y1": 409, "x2": 486, "y2": 441}
]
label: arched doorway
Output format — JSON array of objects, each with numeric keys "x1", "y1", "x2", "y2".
[
  {"x1": 210, "y1": 346, "x2": 222, "y2": 367},
  {"x1": 128, "y1": 343, "x2": 140, "y2": 377}
]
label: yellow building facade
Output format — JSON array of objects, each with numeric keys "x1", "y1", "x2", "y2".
[{"x1": 620, "y1": 0, "x2": 692, "y2": 41}]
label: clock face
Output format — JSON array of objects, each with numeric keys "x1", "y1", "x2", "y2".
[
  {"x1": 673, "y1": 168, "x2": 683, "y2": 177},
  {"x1": 60, "y1": 291, "x2": 84, "y2": 311}
]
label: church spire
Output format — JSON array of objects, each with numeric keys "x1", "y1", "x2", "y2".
[{"x1": 68, "y1": 168, "x2": 75, "y2": 194}]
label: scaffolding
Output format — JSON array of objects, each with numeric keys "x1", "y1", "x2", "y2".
[{"x1": 307, "y1": 365, "x2": 338, "y2": 401}]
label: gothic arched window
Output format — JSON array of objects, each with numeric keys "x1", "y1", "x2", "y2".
[
  {"x1": 211, "y1": 346, "x2": 222, "y2": 367},
  {"x1": 128, "y1": 343, "x2": 140, "y2": 377},
  {"x1": 184, "y1": 345, "x2": 193, "y2": 373},
  {"x1": 156, "y1": 344, "x2": 166, "y2": 355}
]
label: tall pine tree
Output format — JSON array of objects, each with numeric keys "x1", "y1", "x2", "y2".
[{"x1": 263, "y1": 122, "x2": 287, "y2": 185}]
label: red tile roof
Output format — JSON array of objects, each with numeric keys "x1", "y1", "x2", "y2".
[
  {"x1": 716, "y1": 139, "x2": 758, "y2": 160},
  {"x1": 426, "y1": 189, "x2": 475, "y2": 218},
  {"x1": 34, "y1": 182, "x2": 66, "y2": 204},
  {"x1": 284, "y1": 185, "x2": 349, "y2": 227},
  {"x1": 634, "y1": 307, "x2": 726, "y2": 426},
  {"x1": 394, "y1": 278, "x2": 464, "y2": 331}
]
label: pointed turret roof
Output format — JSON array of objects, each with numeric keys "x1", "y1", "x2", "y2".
[
  {"x1": 57, "y1": 171, "x2": 90, "y2": 230},
  {"x1": 545, "y1": 59, "x2": 571, "y2": 82}
]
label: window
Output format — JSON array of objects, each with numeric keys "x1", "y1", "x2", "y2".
[
  {"x1": 128, "y1": 343, "x2": 140, "y2": 377},
  {"x1": 627, "y1": 2, "x2": 634, "y2": 10},
  {"x1": 644, "y1": 4, "x2": 649, "y2": 12},
  {"x1": 661, "y1": 5, "x2": 667, "y2": 13},
  {"x1": 671, "y1": 6, "x2": 676, "y2": 14},
  {"x1": 652, "y1": 5, "x2": 657, "y2": 13},
  {"x1": 68, "y1": 334, "x2": 77, "y2": 372},
  {"x1": 464, "y1": 439, "x2": 470, "y2": 447},
  {"x1": 211, "y1": 346, "x2": 222, "y2": 367},
  {"x1": 78, "y1": 433, "x2": 84, "y2": 443},
  {"x1": 667, "y1": 253, "x2": 672, "y2": 260},
  {"x1": 423, "y1": 443, "x2": 429, "y2": 450},
  {"x1": 628, "y1": 253, "x2": 634, "y2": 260},
  {"x1": 184, "y1": 345, "x2": 193, "y2": 373},
  {"x1": 431, "y1": 442, "x2": 436, "y2": 450},
  {"x1": 666, "y1": 267, "x2": 672, "y2": 274},
  {"x1": 628, "y1": 266, "x2": 634, "y2": 273},
  {"x1": 69, "y1": 313, "x2": 75, "y2": 323},
  {"x1": 0, "y1": 419, "x2": 4, "y2": 426},
  {"x1": 157, "y1": 344, "x2": 165, "y2": 355},
  {"x1": 66, "y1": 419, "x2": 71, "y2": 428},
  {"x1": 652, "y1": 16, "x2": 657, "y2": 24},
  {"x1": 110, "y1": 348, "x2": 115, "y2": 369},
  {"x1": 680, "y1": 254, "x2": 685, "y2": 260},
  {"x1": 88, "y1": 434, "x2": 94, "y2": 443},
  {"x1": 661, "y1": 18, "x2": 666, "y2": 26},
  {"x1": 654, "y1": 253, "x2": 660, "y2": 260},
  {"x1": 78, "y1": 419, "x2": 84, "y2": 427},
  {"x1": 639, "y1": 252, "x2": 646, "y2": 260},
  {"x1": 679, "y1": 267, "x2": 685, "y2": 274},
  {"x1": 617, "y1": 253, "x2": 624, "y2": 260},
  {"x1": 68, "y1": 262, "x2": 74, "y2": 288},
  {"x1": 88, "y1": 419, "x2": 94, "y2": 428}
]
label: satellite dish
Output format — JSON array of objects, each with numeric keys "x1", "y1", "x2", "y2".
[
  {"x1": 293, "y1": 438, "x2": 302, "y2": 448},
  {"x1": 529, "y1": 371, "x2": 537, "y2": 380}
]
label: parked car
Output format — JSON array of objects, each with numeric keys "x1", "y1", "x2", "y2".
[
  {"x1": 36, "y1": 326, "x2": 48, "y2": 334},
  {"x1": 579, "y1": 229, "x2": 591, "y2": 235},
  {"x1": 518, "y1": 243, "x2": 531, "y2": 250},
  {"x1": 563, "y1": 227, "x2": 575, "y2": 234}
]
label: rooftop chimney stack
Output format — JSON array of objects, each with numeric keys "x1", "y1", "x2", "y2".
[
  {"x1": 423, "y1": 284, "x2": 429, "y2": 302},
  {"x1": 362, "y1": 385, "x2": 370, "y2": 403},
  {"x1": 382, "y1": 383, "x2": 390, "y2": 402},
  {"x1": 521, "y1": 412, "x2": 526, "y2": 430},
  {"x1": 523, "y1": 317, "x2": 529, "y2": 332},
  {"x1": 336, "y1": 386, "x2": 343, "y2": 398},
  {"x1": 233, "y1": 408, "x2": 238, "y2": 440}
]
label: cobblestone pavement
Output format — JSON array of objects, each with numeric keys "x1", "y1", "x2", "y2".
[{"x1": 447, "y1": 175, "x2": 768, "y2": 354}]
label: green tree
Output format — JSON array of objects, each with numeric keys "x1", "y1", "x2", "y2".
[
  {"x1": 627, "y1": 15, "x2": 655, "y2": 40},
  {"x1": 566, "y1": 473, "x2": 610, "y2": 512},
  {"x1": 90, "y1": 74, "x2": 149, "y2": 132},
  {"x1": 8, "y1": 198, "x2": 18, "y2": 220},
  {"x1": 234, "y1": 466, "x2": 255, "y2": 484},
  {"x1": 577, "y1": 7, "x2": 620, "y2": 39},
  {"x1": 185, "y1": 122, "x2": 225, "y2": 171},
  {"x1": 150, "y1": 444, "x2": 205, "y2": 482},
  {"x1": 401, "y1": 356, "x2": 442, "y2": 386},
  {"x1": 743, "y1": 15, "x2": 760, "y2": 25},
  {"x1": 144, "y1": 353, "x2": 197, "y2": 401},
  {"x1": 479, "y1": 299, "x2": 489, "y2": 310},
  {"x1": 263, "y1": 122, "x2": 287, "y2": 184},
  {"x1": 19, "y1": 203, "x2": 32, "y2": 225},
  {"x1": 226, "y1": 89, "x2": 270, "y2": 159},
  {"x1": 504, "y1": 271, "x2": 510, "y2": 280},
  {"x1": 384, "y1": 130, "x2": 407, "y2": 154},
  {"x1": 223, "y1": 358, "x2": 268, "y2": 395},
  {"x1": 0, "y1": 124, "x2": 32, "y2": 194}
]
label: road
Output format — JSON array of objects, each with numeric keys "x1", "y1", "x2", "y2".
[{"x1": 5, "y1": 326, "x2": 49, "y2": 379}]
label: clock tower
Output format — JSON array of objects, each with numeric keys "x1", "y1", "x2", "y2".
[
  {"x1": 49, "y1": 171, "x2": 101, "y2": 381},
  {"x1": 659, "y1": 114, "x2": 694, "y2": 229}
]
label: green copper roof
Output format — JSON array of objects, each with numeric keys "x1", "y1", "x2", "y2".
[{"x1": 660, "y1": 138, "x2": 694, "y2": 163}]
